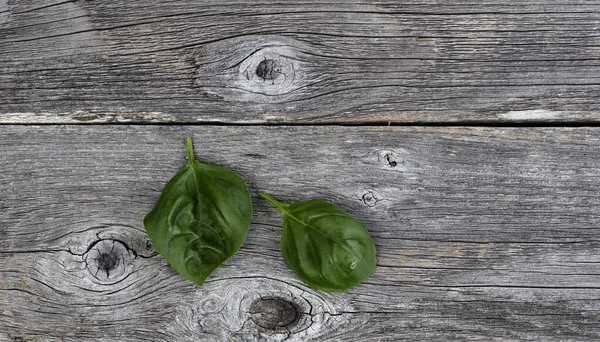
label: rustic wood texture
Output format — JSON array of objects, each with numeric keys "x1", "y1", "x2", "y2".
[
  {"x1": 1, "y1": 125, "x2": 599, "y2": 341},
  {"x1": 1, "y1": 0, "x2": 599, "y2": 123}
]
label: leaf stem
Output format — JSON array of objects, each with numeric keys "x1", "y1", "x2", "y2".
[
  {"x1": 186, "y1": 137, "x2": 195, "y2": 164},
  {"x1": 259, "y1": 192, "x2": 287, "y2": 212}
]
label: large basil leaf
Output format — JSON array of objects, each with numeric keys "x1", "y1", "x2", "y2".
[
  {"x1": 144, "y1": 138, "x2": 252, "y2": 286},
  {"x1": 260, "y1": 193, "x2": 377, "y2": 292}
]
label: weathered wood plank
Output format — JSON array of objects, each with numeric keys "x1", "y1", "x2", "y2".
[
  {"x1": 1, "y1": 125, "x2": 599, "y2": 341},
  {"x1": 1, "y1": 1, "x2": 599, "y2": 123}
]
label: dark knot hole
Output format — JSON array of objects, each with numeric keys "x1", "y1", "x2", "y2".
[
  {"x1": 249, "y1": 297, "x2": 301, "y2": 331},
  {"x1": 97, "y1": 251, "x2": 119, "y2": 274},
  {"x1": 385, "y1": 153, "x2": 398, "y2": 167},
  {"x1": 85, "y1": 239, "x2": 133, "y2": 281},
  {"x1": 256, "y1": 59, "x2": 281, "y2": 80}
]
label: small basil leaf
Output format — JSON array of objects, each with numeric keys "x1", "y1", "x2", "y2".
[
  {"x1": 260, "y1": 193, "x2": 377, "y2": 293},
  {"x1": 144, "y1": 138, "x2": 252, "y2": 286}
]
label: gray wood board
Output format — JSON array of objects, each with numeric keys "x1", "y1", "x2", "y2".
[
  {"x1": 1, "y1": 125, "x2": 599, "y2": 341},
  {"x1": 1, "y1": 0, "x2": 599, "y2": 123}
]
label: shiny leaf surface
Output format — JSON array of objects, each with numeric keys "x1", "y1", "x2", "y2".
[
  {"x1": 260, "y1": 193, "x2": 377, "y2": 292},
  {"x1": 144, "y1": 138, "x2": 252, "y2": 286}
]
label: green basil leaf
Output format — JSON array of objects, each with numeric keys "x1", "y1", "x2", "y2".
[
  {"x1": 144, "y1": 138, "x2": 252, "y2": 286},
  {"x1": 260, "y1": 193, "x2": 376, "y2": 293}
]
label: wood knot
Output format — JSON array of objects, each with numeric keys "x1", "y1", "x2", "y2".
[
  {"x1": 378, "y1": 150, "x2": 405, "y2": 169},
  {"x1": 241, "y1": 47, "x2": 296, "y2": 92},
  {"x1": 194, "y1": 36, "x2": 310, "y2": 103},
  {"x1": 249, "y1": 297, "x2": 301, "y2": 331},
  {"x1": 362, "y1": 190, "x2": 384, "y2": 207},
  {"x1": 256, "y1": 59, "x2": 281, "y2": 81},
  {"x1": 385, "y1": 153, "x2": 398, "y2": 167},
  {"x1": 201, "y1": 295, "x2": 223, "y2": 313},
  {"x1": 85, "y1": 239, "x2": 135, "y2": 282},
  {"x1": 183, "y1": 278, "x2": 353, "y2": 340}
]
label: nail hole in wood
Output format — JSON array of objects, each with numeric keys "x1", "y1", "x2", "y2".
[{"x1": 386, "y1": 153, "x2": 398, "y2": 167}]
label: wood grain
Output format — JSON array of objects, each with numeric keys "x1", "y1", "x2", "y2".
[
  {"x1": 1, "y1": 1, "x2": 599, "y2": 123},
  {"x1": 1, "y1": 125, "x2": 599, "y2": 341}
]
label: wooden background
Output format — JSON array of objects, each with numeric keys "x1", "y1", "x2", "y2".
[{"x1": 1, "y1": 1, "x2": 599, "y2": 341}]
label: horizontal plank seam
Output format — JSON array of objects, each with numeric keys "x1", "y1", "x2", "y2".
[{"x1": 1, "y1": 122, "x2": 600, "y2": 127}]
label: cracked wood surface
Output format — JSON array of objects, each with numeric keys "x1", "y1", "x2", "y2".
[
  {"x1": 1, "y1": 126, "x2": 599, "y2": 341},
  {"x1": 1, "y1": 0, "x2": 599, "y2": 123}
]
